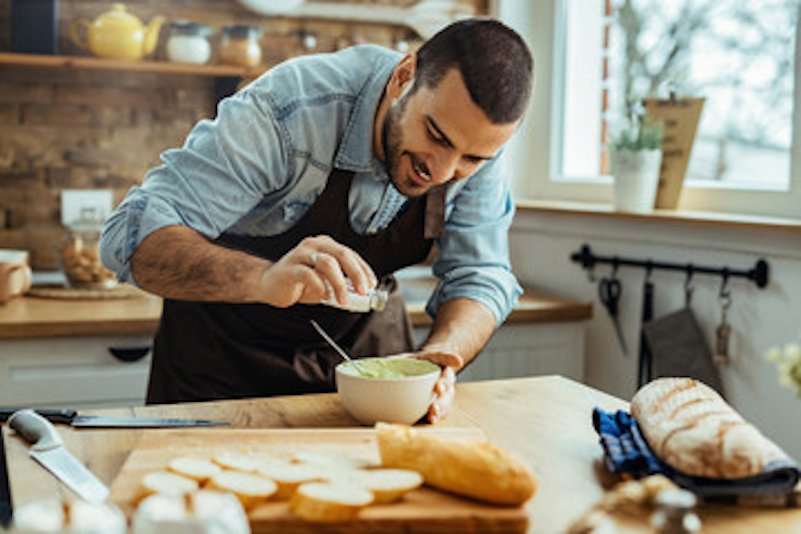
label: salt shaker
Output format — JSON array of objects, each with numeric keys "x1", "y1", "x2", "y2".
[
  {"x1": 321, "y1": 281, "x2": 388, "y2": 313},
  {"x1": 650, "y1": 489, "x2": 702, "y2": 534}
]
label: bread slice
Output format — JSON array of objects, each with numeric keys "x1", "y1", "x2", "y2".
[
  {"x1": 292, "y1": 451, "x2": 375, "y2": 470},
  {"x1": 139, "y1": 471, "x2": 199, "y2": 501},
  {"x1": 335, "y1": 468, "x2": 424, "y2": 504},
  {"x1": 289, "y1": 482, "x2": 374, "y2": 522},
  {"x1": 376, "y1": 423, "x2": 537, "y2": 506},
  {"x1": 254, "y1": 462, "x2": 327, "y2": 500},
  {"x1": 168, "y1": 457, "x2": 222, "y2": 483},
  {"x1": 212, "y1": 451, "x2": 261, "y2": 473},
  {"x1": 631, "y1": 377, "x2": 787, "y2": 478},
  {"x1": 206, "y1": 470, "x2": 278, "y2": 510}
]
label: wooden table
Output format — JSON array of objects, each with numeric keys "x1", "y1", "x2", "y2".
[{"x1": 3, "y1": 376, "x2": 799, "y2": 533}]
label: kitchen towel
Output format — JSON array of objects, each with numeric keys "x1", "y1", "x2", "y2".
[
  {"x1": 592, "y1": 408, "x2": 801, "y2": 503},
  {"x1": 642, "y1": 307, "x2": 725, "y2": 395}
]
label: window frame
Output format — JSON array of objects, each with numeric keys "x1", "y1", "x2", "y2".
[{"x1": 497, "y1": 0, "x2": 801, "y2": 219}]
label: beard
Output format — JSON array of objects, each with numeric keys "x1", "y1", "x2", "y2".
[{"x1": 382, "y1": 93, "x2": 428, "y2": 197}]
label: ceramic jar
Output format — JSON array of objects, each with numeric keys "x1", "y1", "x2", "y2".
[
  {"x1": 219, "y1": 24, "x2": 263, "y2": 68},
  {"x1": 166, "y1": 20, "x2": 212, "y2": 65},
  {"x1": 0, "y1": 249, "x2": 32, "y2": 304}
]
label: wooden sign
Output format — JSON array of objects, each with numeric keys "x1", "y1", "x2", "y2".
[{"x1": 644, "y1": 97, "x2": 705, "y2": 209}]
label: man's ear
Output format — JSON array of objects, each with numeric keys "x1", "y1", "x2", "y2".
[{"x1": 387, "y1": 53, "x2": 417, "y2": 99}]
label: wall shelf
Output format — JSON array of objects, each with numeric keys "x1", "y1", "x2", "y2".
[{"x1": 0, "y1": 52, "x2": 264, "y2": 78}]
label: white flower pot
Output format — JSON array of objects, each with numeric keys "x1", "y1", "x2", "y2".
[{"x1": 611, "y1": 148, "x2": 663, "y2": 213}]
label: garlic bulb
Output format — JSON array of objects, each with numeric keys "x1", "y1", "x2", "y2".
[
  {"x1": 12, "y1": 499, "x2": 126, "y2": 534},
  {"x1": 131, "y1": 490, "x2": 250, "y2": 534}
]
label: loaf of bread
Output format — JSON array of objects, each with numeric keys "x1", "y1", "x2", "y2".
[
  {"x1": 631, "y1": 377, "x2": 787, "y2": 479},
  {"x1": 375, "y1": 423, "x2": 537, "y2": 506}
]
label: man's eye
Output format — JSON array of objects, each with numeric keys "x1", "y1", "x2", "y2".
[{"x1": 427, "y1": 128, "x2": 447, "y2": 146}]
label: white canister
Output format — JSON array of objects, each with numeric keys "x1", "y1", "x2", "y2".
[
  {"x1": 166, "y1": 20, "x2": 212, "y2": 65},
  {"x1": 611, "y1": 148, "x2": 663, "y2": 213}
]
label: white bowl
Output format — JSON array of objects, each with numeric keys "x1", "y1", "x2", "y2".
[{"x1": 335, "y1": 357, "x2": 440, "y2": 426}]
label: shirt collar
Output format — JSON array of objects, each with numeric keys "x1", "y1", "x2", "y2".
[{"x1": 334, "y1": 55, "x2": 398, "y2": 173}]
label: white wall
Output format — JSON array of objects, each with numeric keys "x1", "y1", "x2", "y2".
[{"x1": 510, "y1": 209, "x2": 801, "y2": 460}]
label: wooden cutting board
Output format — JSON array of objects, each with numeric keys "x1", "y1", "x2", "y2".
[{"x1": 110, "y1": 427, "x2": 529, "y2": 533}]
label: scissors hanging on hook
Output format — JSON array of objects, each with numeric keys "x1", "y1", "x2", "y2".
[{"x1": 598, "y1": 261, "x2": 628, "y2": 356}]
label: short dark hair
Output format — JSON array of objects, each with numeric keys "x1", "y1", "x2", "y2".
[{"x1": 414, "y1": 18, "x2": 534, "y2": 124}]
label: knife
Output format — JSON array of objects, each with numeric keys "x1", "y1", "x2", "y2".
[
  {"x1": 0, "y1": 408, "x2": 228, "y2": 428},
  {"x1": 8, "y1": 409, "x2": 109, "y2": 503},
  {"x1": 0, "y1": 425, "x2": 12, "y2": 527}
]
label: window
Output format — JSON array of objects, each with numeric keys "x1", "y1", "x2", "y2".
[{"x1": 499, "y1": 0, "x2": 801, "y2": 218}]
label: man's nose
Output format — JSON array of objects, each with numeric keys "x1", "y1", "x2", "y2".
[{"x1": 430, "y1": 151, "x2": 462, "y2": 184}]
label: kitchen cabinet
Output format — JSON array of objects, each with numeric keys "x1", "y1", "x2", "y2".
[
  {"x1": 0, "y1": 289, "x2": 161, "y2": 408},
  {"x1": 0, "y1": 336, "x2": 151, "y2": 409}
]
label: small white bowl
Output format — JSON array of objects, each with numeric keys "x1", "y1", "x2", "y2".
[{"x1": 335, "y1": 357, "x2": 440, "y2": 425}]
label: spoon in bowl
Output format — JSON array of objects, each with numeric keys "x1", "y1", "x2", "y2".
[{"x1": 310, "y1": 320, "x2": 367, "y2": 376}]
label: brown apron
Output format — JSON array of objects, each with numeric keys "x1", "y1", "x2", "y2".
[{"x1": 147, "y1": 169, "x2": 445, "y2": 404}]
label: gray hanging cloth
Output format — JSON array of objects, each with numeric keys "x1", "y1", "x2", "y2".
[{"x1": 642, "y1": 307, "x2": 725, "y2": 396}]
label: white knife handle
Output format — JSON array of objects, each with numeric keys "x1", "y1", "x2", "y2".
[{"x1": 8, "y1": 409, "x2": 64, "y2": 451}]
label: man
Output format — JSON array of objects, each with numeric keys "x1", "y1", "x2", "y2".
[{"x1": 100, "y1": 18, "x2": 534, "y2": 423}]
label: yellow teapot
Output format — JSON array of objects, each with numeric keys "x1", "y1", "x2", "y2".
[{"x1": 70, "y1": 4, "x2": 165, "y2": 60}]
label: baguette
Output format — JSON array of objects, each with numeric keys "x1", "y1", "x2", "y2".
[
  {"x1": 375, "y1": 423, "x2": 536, "y2": 506},
  {"x1": 631, "y1": 377, "x2": 787, "y2": 479}
]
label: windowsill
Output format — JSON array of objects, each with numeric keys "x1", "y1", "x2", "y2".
[{"x1": 515, "y1": 199, "x2": 801, "y2": 233}]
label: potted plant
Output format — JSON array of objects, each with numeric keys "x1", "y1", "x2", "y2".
[{"x1": 609, "y1": 108, "x2": 664, "y2": 213}]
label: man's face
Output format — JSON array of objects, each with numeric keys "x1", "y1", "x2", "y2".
[{"x1": 382, "y1": 68, "x2": 519, "y2": 197}]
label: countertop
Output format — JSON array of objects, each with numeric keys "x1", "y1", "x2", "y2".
[
  {"x1": 0, "y1": 287, "x2": 592, "y2": 340},
  {"x1": 3, "y1": 376, "x2": 799, "y2": 533}
]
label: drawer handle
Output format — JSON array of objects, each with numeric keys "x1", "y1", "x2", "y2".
[{"x1": 108, "y1": 346, "x2": 151, "y2": 362}]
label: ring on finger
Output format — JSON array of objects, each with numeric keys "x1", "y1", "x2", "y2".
[{"x1": 310, "y1": 252, "x2": 320, "y2": 267}]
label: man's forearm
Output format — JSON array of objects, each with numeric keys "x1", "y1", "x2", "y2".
[
  {"x1": 422, "y1": 297, "x2": 497, "y2": 369},
  {"x1": 131, "y1": 225, "x2": 271, "y2": 302}
]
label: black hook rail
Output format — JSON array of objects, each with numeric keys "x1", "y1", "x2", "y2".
[{"x1": 570, "y1": 244, "x2": 769, "y2": 288}]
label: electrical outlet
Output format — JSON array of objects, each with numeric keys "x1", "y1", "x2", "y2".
[{"x1": 60, "y1": 189, "x2": 113, "y2": 226}]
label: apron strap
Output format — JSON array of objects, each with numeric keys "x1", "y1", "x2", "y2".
[{"x1": 424, "y1": 185, "x2": 447, "y2": 239}]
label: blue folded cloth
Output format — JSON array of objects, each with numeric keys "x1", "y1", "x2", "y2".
[{"x1": 592, "y1": 407, "x2": 801, "y2": 499}]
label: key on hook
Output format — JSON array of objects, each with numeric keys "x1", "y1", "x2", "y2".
[{"x1": 599, "y1": 275, "x2": 628, "y2": 356}]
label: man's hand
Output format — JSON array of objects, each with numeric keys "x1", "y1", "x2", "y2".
[
  {"x1": 406, "y1": 349, "x2": 463, "y2": 424},
  {"x1": 259, "y1": 235, "x2": 378, "y2": 308}
]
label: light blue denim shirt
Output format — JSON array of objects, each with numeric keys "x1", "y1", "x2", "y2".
[{"x1": 100, "y1": 45, "x2": 522, "y2": 324}]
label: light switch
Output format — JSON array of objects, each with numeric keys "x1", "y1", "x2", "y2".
[{"x1": 60, "y1": 189, "x2": 113, "y2": 226}]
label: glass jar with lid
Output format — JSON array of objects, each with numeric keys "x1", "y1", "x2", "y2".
[
  {"x1": 58, "y1": 206, "x2": 118, "y2": 290},
  {"x1": 166, "y1": 20, "x2": 212, "y2": 65},
  {"x1": 219, "y1": 24, "x2": 263, "y2": 68}
]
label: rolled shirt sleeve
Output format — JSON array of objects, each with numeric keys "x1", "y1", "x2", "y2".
[
  {"x1": 100, "y1": 88, "x2": 288, "y2": 284},
  {"x1": 427, "y1": 154, "x2": 523, "y2": 326}
]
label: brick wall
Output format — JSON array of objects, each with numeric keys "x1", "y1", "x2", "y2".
[{"x1": 0, "y1": 0, "x2": 486, "y2": 269}]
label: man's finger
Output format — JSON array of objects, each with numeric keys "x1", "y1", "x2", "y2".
[{"x1": 413, "y1": 351, "x2": 463, "y2": 369}]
